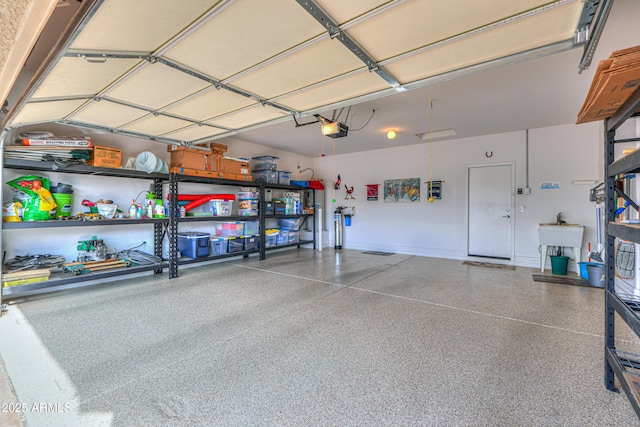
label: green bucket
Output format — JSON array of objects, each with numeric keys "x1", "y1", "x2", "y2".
[
  {"x1": 51, "y1": 193, "x2": 72, "y2": 217},
  {"x1": 550, "y1": 255, "x2": 569, "y2": 275}
]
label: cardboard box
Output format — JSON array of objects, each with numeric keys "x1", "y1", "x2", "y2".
[
  {"x1": 220, "y1": 158, "x2": 250, "y2": 175},
  {"x1": 577, "y1": 46, "x2": 640, "y2": 124},
  {"x1": 90, "y1": 146, "x2": 122, "y2": 168},
  {"x1": 211, "y1": 143, "x2": 227, "y2": 155},
  {"x1": 170, "y1": 146, "x2": 213, "y2": 170},
  {"x1": 210, "y1": 153, "x2": 222, "y2": 172}
]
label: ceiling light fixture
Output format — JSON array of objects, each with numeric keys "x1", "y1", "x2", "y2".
[
  {"x1": 415, "y1": 128, "x2": 456, "y2": 140},
  {"x1": 387, "y1": 130, "x2": 396, "y2": 139}
]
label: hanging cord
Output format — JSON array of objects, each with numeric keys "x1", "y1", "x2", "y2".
[
  {"x1": 133, "y1": 189, "x2": 150, "y2": 204},
  {"x1": 429, "y1": 99, "x2": 434, "y2": 201},
  {"x1": 118, "y1": 241, "x2": 162, "y2": 265},
  {"x1": 299, "y1": 167, "x2": 315, "y2": 179},
  {"x1": 350, "y1": 108, "x2": 376, "y2": 131},
  {"x1": 332, "y1": 139, "x2": 336, "y2": 202}
]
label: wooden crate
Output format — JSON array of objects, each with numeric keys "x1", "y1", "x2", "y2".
[
  {"x1": 90, "y1": 146, "x2": 122, "y2": 168},
  {"x1": 167, "y1": 143, "x2": 227, "y2": 153}
]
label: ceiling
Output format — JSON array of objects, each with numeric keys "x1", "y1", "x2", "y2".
[{"x1": 3, "y1": 0, "x2": 637, "y2": 158}]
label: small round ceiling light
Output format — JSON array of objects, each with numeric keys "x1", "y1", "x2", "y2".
[{"x1": 387, "y1": 130, "x2": 397, "y2": 140}]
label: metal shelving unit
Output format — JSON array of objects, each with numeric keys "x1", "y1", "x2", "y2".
[
  {"x1": 3, "y1": 157, "x2": 167, "y2": 180},
  {"x1": 604, "y1": 84, "x2": 640, "y2": 419},
  {"x1": 2, "y1": 263, "x2": 168, "y2": 300},
  {"x1": 262, "y1": 182, "x2": 315, "y2": 260},
  {"x1": 2, "y1": 218, "x2": 168, "y2": 229},
  {"x1": 1, "y1": 158, "x2": 169, "y2": 300},
  {"x1": 168, "y1": 173, "x2": 315, "y2": 277},
  {"x1": 258, "y1": 183, "x2": 315, "y2": 260},
  {"x1": 1, "y1": 160, "x2": 316, "y2": 297}
]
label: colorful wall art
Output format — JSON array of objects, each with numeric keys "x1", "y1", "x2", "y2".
[{"x1": 384, "y1": 178, "x2": 420, "y2": 203}]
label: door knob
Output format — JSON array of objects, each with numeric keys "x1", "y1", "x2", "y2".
[{"x1": 503, "y1": 215, "x2": 511, "y2": 218}]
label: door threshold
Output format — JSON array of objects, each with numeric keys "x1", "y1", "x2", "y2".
[{"x1": 467, "y1": 254, "x2": 511, "y2": 261}]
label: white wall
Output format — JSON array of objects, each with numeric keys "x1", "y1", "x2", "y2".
[
  {"x1": 314, "y1": 122, "x2": 603, "y2": 269},
  {"x1": 0, "y1": 120, "x2": 609, "y2": 269},
  {"x1": 222, "y1": 136, "x2": 314, "y2": 175}
]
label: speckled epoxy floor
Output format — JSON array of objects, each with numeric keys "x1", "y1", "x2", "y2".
[{"x1": 2, "y1": 249, "x2": 640, "y2": 426}]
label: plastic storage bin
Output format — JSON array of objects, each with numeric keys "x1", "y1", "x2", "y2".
[
  {"x1": 278, "y1": 218, "x2": 300, "y2": 230},
  {"x1": 274, "y1": 198, "x2": 296, "y2": 214},
  {"x1": 228, "y1": 237, "x2": 244, "y2": 253},
  {"x1": 252, "y1": 170, "x2": 278, "y2": 183},
  {"x1": 215, "y1": 221, "x2": 244, "y2": 237},
  {"x1": 288, "y1": 230, "x2": 299, "y2": 244},
  {"x1": 238, "y1": 199, "x2": 258, "y2": 216},
  {"x1": 251, "y1": 155, "x2": 279, "y2": 171},
  {"x1": 238, "y1": 209, "x2": 258, "y2": 216},
  {"x1": 278, "y1": 171, "x2": 291, "y2": 185},
  {"x1": 210, "y1": 237, "x2": 229, "y2": 256},
  {"x1": 273, "y1": 200, "x2": 286, "y2": 215},
  {"x1": 265, "y1": 229, "x2": 279, "y2": 247},
  {"x1": 237, "y1": 191, "x2": 259, "y2": 200},
  {"x1": 209, "y1": 199, "x2": 233, "y2": 216},
  {"x1": 244, "y1": 220, "x2": 259, "y2": 236},
  {"x1": 178, "y1": 232, "x2": 210, "y2": 258},
  {"x1": 277, "y1": 229, "x2": 289, "y2": 245},
  {"x1": 265, "y1": 202, "x2": 275, "y2": 215},
  {"x1": 244, "y1": 235, "x2": 259, "y2": 251}
]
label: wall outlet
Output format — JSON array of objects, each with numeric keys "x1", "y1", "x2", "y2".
[{"x1": 523, "y1": 187, "x2": 531, "y2": 195}]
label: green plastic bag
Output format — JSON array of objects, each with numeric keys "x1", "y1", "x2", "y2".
[{"x1": 7, "y1": 175, "x2": 57, "y2": 221}]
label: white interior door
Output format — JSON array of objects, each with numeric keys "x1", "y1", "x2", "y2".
[{"x1": 468, "y1": 164, "x2": 514, "y2": 259}]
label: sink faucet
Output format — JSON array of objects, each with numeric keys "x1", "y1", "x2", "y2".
[{"x1": 556, "y1": 212, "x2": 562, "y2": 225}]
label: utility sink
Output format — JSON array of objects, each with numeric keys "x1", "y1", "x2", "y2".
[
  {"x1": 538, "y1": 224, "x2": 584, "y2": 247},
  {"x1": 539, "y1": 223, "x2": 582, "y2": 227},
  {"x1": 538, "y1": 224, "x2": 585, "y2": 273}
]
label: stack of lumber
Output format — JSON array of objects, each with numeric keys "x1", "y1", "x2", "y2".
[
  {"x1": 2, "y1": 268, "x2": 51, "y2": 287},
  {"x1": 62, "y1": 259, "x2": 130, "y2": 275},
  {"x1": 577, "y1": 46, "x2": 640, "y2": 124}
]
